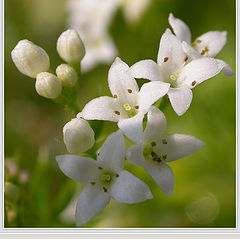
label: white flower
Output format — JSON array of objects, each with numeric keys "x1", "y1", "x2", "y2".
[
  {"x1": 127, "y1": 106, "x2": 204, "y2": 196},
  {"x1": 77, "y1": 57, "x2": 170, "y2": 143},
  {"x1": 168, "y1": 13, "x2": 233, "y2": 76},
  {"x1": 35, "y1": 72, "x2": 62, "y2": 99},
  {"x1": 57, "y1": 29, "x2": 85, "y2": 64},
  {"x1": 63, "y1": 118, "x2": 95, "y2": 154},
  {"x1": 56, "y1": 131, "x2": 153, "y2": 226},
  {"x1": 11, "y1": 40, "x2": 50, "y2": 78},
  {"x1": 56, "y1": 64, "x2": 78, "y2": 87},
  {"x1": 130, "y1": 29, "x2": 229, "y2": 116}
]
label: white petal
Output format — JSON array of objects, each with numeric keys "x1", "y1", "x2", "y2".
[
  {"x1": 142, "y1": 106, "x2": 166, "y2": 142},
  {"x1": 56, "y1": 155, "x2": 98, "y2": 184},
  {"x1": 108, "y1": 57, "x2": 139, "y2": 99},
  {"x1": 130, "y1": 60, "x2": 163, "y2": 81},
  {"x1": 118, "y1": 112, "x2": 144, "y2": 144},
  {"x1": 167, "y1": 87, "x2": 193, "y2": 116},
  {"x1": 168, "y1": 13, "x2": 191, "y2": 44},
  {"x1": 194, "y1": 31, "x2": 227, "y2": 57},
  {"x1": 97, "y1": 131, "x2": 125, "y2": 171},
  {"x1": 157, "y1": 29, "x2": 186, "y2": 75},
  {"x1": 110, "y1": 170, "x2": 153, "y2": 204},
  {"x1": 138, "y1": 81, "x2": 170, "y2": 112},
  {"x1": 78, "y1": 96, "x2": 120, "y2": 122},
  {"x1": 144, "y1": 162, "x2": 174, "y2": 196},
  {"x1": 177, "y1": 57, "x2": 226, "y2": 89},
  {"x1": 161, "y1": 134, "x2": 205, "y2": 162},
  {"x1": 182, "y1": 41, "x2": 201, "y2": 60},
  {"x1": 126, "y1": 144, "x2": 145, "y2": 168},
  {"x1": 215, "y1": 59, "x2": 234, "y2": 76},
  {"x1": 76, "y1": 185, "x2": 110, "y2": 226}
]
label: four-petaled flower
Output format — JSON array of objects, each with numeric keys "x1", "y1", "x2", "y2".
[
  {"x1": 130, "y1": 27, "x2": 232, "y2": 116},
  {"x1": 78, "y1": 57, "x2": 170, "y2": 143},
  {"x1": 127, "y1": 106, "x2": 204, "y2": 196},
  {"x1": 168, "y1": 13, "x2": 233, "y2": 76},
  {"x1": 56, "y1": 131, "x2": 153, "y2": 226}
]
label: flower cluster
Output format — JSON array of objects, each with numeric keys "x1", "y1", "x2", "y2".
[{"x1": 11, "y1": 13, "x2": 233, "y2": 227}]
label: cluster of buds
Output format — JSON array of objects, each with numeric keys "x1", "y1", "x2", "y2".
[{"x1": 11, "y1": 29, "x2": 85, "y2": 99}]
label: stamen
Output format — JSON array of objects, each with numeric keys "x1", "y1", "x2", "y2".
[
  {"x1": 90, "y1": 182, "x2": 96, "y2": 185},
  {"x1": 102, "y1": 187, "x2": 107, "y2": 193},
  {"x1": 196, "y1": 39, "x2": 202, "y2": 44},
  {"x1": 128, "y1": 89, "x2": 132, "y2": 93},
  {"x1": 184, "y1": 56, "x2": 189, "y2": 62},
  {"x1": 170, "y1": 75, "x2": 176, "y2": 81},
  {"x1": 204, "y1": 47, "x2": 209, "y2": 52},
  {"x1": 114, "y1": 110, "x2": 120, "y2": 115},
  {"x1": 164, "y1": 57, "x2": 169, "y2": 62},
  {"x1": 151, "y1": 142, "x2": 156, "y2": 147},
  {"x1": 123, "y1": 103, "x2": 132, "y2": 111},
  {"x1": 162, "y1": 154, "x2": 167, "y2": 160},
  {"x1": 113, "y1": 94, "x2": 118, "y2": 98},
  {"x1": 191, "y1": 81, "x2": 197, "y2": 86},
  {"x1": 134, "y1": 105, "x2": 139, "y2": 109},
  {"x1": 162, "y1": 139, "x2": 167, "y2": 144},
  {"x1": 191, "y1": 42, "x2": 196, "y2": 48},
  {"x1": 200, "y1": 50, "x2": 205, "y2": 56},
  {"x1": 175, "y1": 72, "x2": 180, "y2": 77},
  {"x1": 98, "y1": 166, "x2": 103, "y2": 170}
]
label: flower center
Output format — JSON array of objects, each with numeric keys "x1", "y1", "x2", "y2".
[
  {"x1": 143, "y1": 141, "x2": 168, "y2": 163},
  {"x1": 101, "y1": 173, "x2": 112, "y2": 183},
  {"x1": 123, "y1": 103, "x2": 138, "y2": 118},
  {"x1": 191, "y1": 39, "x2": 209, "y2": 56}
]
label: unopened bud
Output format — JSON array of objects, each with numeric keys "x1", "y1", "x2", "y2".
[
  {"x1": 57, "y1": 29, "x2": 85, "y2": 64},
  {"x1": 11, "y1": 40, "x2": 50, "y2": 78},
  {"x1": 56, "y1": 64, "x2": 78, "y2": 87},
  {"x1": 35, "y1": 72, "x2": 62, "y2": 99},
  {"x1": 63, "y1": 118, "x2": 95, "y2": 154}
]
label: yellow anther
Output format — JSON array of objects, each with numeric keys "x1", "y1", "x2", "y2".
[
  {"x1": 200, "y1": 50, "x2": 205, "y2": 56},
  {"x1": 205, "y1": 47, "x2": 209, "y2": 52},
  {"x1": 170, "y1": 75, "x2": 176, "y2": 81},
  {"x1": 196, "y1": 39, "x2": 202, "y2": 44},
  {"x1": 175, "y1": 72, "x2": 180, "y2": 77},
  {"x1": 123, "y1": 103, "x2": 132, "y2": 111},
  {"x1": 191, "y1": 42, "x2": 196, "y2": 48}
]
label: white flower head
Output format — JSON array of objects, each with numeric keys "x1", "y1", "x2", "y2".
[
  {"x1": 57, "y1": 29, "x2": 85, "y2": 64},
  {"x1": 63, "y1": 118, "x2": 95, "y2": 154},
  {"x1": 77, "y1": 57, "x2": 170, "y2": 143},
  {"x1": 35, "y1": 72, "x2": 62, "y2": 99},
  {"x1": 11, "y1": 40, "x2": 50, "y2": 78},
  {"x1": 168, "y1": 13, "x2": 234, "y2": 76},
  {"x1": 127, "y1": 106, "x2": 204, "y2": 196},
  {"x1": 56, "y1": 64, "x2": 78, "y2": 87},
  {"x1": 56, "y1": 131, "x2": 153, "y2": 226},
  {"x1": 130, "y1": 28, "x2": 230, "y2": 116}
]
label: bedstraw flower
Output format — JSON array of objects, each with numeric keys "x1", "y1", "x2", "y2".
[
  {"x1": 127, "y1": 106, "x2": 204, "y2": 196},
  {"x1": 130, "y1": 29, "x2": 229, "y2": 116},
  {"x1": 56, "y1": 131, "x2": 153, "y2": 226},
  {"x1": 11, "y1": 40, "x2": 50, "y2": 78},
  {"x1": 77, "y1": 57, "x2": 170, "y2": 143},
  {"x1": 63, "y1": 118, "x2": 95, "y2": 154}
]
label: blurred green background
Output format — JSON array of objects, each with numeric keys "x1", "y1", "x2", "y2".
[{"x1": 5, "y1": 0, "x2": 235, "y2": 228}]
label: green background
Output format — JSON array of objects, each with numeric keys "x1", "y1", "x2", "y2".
[{"x1": 5, "y1": 0, "x2": 236, "y2": 227}]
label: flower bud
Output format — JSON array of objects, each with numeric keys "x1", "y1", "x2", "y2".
[
  {"x1": 57, "y1": 29, "x2": 85, "y2": 64},
  {"x1": 5, "y1": 182, "x2": 19, "y2": 203},
  {"x1": 11, "y1": 40, "x2": 50, "y2": 78},
  {"x1": 56, "y1": 64, "x2": 78, "y2": 87},
  {"x1": 63, "y1": 118, "x2": 95, "y2": 154},
  {"x1": 35, "y1": 72, "x2": 62, "y2": 99}
]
